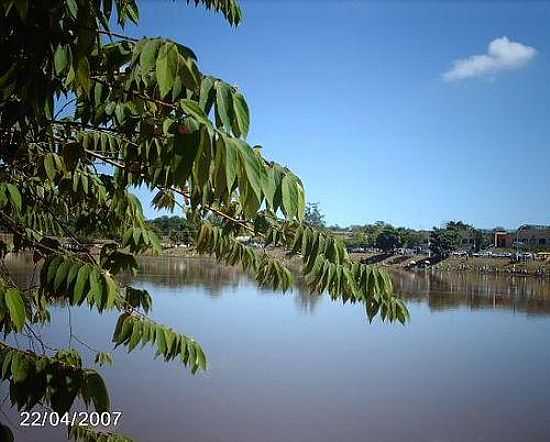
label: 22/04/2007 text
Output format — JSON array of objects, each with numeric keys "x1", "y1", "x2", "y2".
[{"x1": 20, "y1": 411, "x2": 122, "y2": 428}]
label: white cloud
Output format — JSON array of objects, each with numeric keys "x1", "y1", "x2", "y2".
[{"x1": 443, "y1": 36, "x2": 537, "y2": 82}]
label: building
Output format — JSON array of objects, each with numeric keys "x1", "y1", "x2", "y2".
[
  {"x1": 494, "y1": 225, "x2": 550, "y2": 249},
  {"x1": 494, "y1": 230, "x2": 511, "y2": 248}
]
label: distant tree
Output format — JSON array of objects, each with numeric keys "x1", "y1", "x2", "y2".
[
  {"x1": 148, "y1": 216, "x2": 190, "y2": 233},
  {"x1": 345, "y1": 231, "x2": 369, "y2": 249},
  {"x1": 430, "y1": 228, "x2": 461, "y2": 258},
  {"x1": 397, "y1": 228, "x2": 424, "y2": 248},
  {"x1": 362, "y1": 223, "x2": 384, "y2": 246},
  {"x1": 472, "y1": 228, "x2": 492, "y2": 252},
  {"x1": 148, "y1": 216, "x2": 197, "y2": 245},
  {"x1": 375, "y1": 226, "x2": 402, "y2": 253},
  {"x1": 443, "y1": 221, "x2": 492, "y2": 252},
  {"x1": 349, "y1": 224, "x2": 367, "y2": 232},
  {"x1": 446, "y1": 220, "x2": 469, "y2": 231},
  {"x1": 304, "y1": 202, "x2": 326, "y2": 228}
]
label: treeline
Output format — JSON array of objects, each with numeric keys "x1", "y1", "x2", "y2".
[
  {"x1": 147, "y1": 205, "x2": 495, "y2": 258},
  {"x1": 146, "y1": 215, "x2": 198, "y2": 245},
  {"x1": 333, "y1": 222, "x2": 427, "y2": 251},
  {"x1": 331, "y1": 220, "x2": 494, "y2": 256},
  {"x1": 305, "y1": 204, "x2": 495, "y2": 257}
]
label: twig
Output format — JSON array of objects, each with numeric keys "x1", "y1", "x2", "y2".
[
  {"x1": 67, "y1": 306, "x2": 73, "y2": 348},
  {"x1": 98, "y1": 29, "x2": 139, "y2": 42},
  {"x1": 54, "y1": 98, "x2": 77, "y2": 120},
  {"x1": 72, "y1": 335, "x2": 103, "y2": 355}
]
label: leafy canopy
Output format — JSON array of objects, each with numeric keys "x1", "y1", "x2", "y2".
[
  {"x1": 375, "y1": 226, "x2": 402, "y2": 253},
  {"x1": 0, "y1": 0, "x2": 408, "y2": 440}
]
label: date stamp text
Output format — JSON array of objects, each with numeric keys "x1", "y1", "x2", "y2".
[{"x1": 20, "y1": 411, "x2": 122, "y2": 428}]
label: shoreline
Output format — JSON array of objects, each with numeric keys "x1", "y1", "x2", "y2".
[{"x1": 153, "y1": 247, "x2": 550, "y2": 279}]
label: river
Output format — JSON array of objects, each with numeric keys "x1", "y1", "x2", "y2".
[{"x1": 4, "y1": 255, "x2": 550, "y2": 442}]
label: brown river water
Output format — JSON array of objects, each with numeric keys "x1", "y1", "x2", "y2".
[{"x1": 4, "y1": 254, "x2": 550, "y2": 442}]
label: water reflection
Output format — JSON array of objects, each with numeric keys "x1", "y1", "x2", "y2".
[
  {"x1": 135, "y1": 256, "x2": 550, "y2": 316},
  {"x1": 8, "y1": 254, "x2": 550, "y2": 316},
  {"x1": 134, "y1": 256, "x2": 244, "y2": 295},
  {"x1": 132, "y1": 257, "x2": 323, "y2": 313},
  {"x1": 392, "y1": 269, "x2": 550, "y2": 316}
]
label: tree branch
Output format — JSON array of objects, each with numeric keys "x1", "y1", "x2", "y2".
[{"x1": 84, "y1": 149, "x2": 256, "y2": 234}]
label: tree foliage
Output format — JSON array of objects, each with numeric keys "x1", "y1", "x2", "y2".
[
  {"x1": 375, "y1": 226, "x2": 402, "y2": 253},
  {"x1": 148, "y1": 215, "x2": 197, "y2": 245},
  {"x1": 304, "y1": 202, "x2": 326, "y2": 228},
  {"x1": 0, "y1": 0, "x2": 408, "y2": 440},
  {"x1": 431, "y1": 220, "x2": 490, "y2": 256},
  {"x1": 430, "y1": 228, "x2": 461, "y2": 258}
]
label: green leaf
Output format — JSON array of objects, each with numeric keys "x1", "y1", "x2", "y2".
[
  {"x1": 232, "y1": 92, "x2": 250, "y2": 138},
  {"x1": 179, "y1": 99, "x2": 210, "y2": 126},
  {"x1": 132, "y1": 228, "x2": 142, "y2": 246},
  {"x1": 281, "y1": 174, "x2": 299, "y2": 220},
  {"x1": 224, "y1": 137, "x2": 239, "y2": 191},
  {"x1": 155, "y1": 325, "x2": 167, "y2": 355},
  {"x1": 5, "y1": 184, "x2": 21, "y2": 211},
  {"x1": 94, "y1": 352, "x2": 113, "y2": 367},
  {"x1": 163, "y1": 328, "x2": 174, "y2": 355},
  {"x1": 66, "y1": 262, "x2": 80, "y2": 289},
  {"x1": 156, "y1": 43, "x2": 178, "y2": 98},
  {"x1": 173, "y1": 127, "x2": 201, "y2": 184},
  {"x1": 74, "y1": 265, "x2": 91, "y2": 305},
  {"x1": 177, "y1": 56, "x2": 200, "y2": 92},
  {"x1": 122, "y1": 228, "x2": 133, "y2": 247},
  {"x1": 5, "y1": 289, "x2": 25, "y2": 332},
  {"x1": 1, "y1": 353, "x2": 12, "y2": 380},
  {"x1": 215, "y1": 82, "x2": 233, "y2": 132},
  {"x1": 263, "y1": 168, "x2": 277, "y2": 209},
  {"x1": 63, "y1": 142, "x2": 81, "y2": 170},
  {"x1": 104, "y1": 275, "x2": 119, "y2": 309},
  {"x1": 44, "y1": 154, "x2": 56, "y2": 181},
  {"x1": 88, "y1": 270, "x2": 103, "y2": 307},
  {"x1": 127, "y1": 320, "x2": 142, "y2": 352},
  {"x1": 66, "y1": 0, "x2": 78, "y2": 19},
  {"x1": 196, "y1": 345, "x2": 207, "y2": 370},
  {"x1": 193, "y1": 126, "x2": 212, "y2": 189},
  {"x1": 53, "y1": 260, "x2": 71, "y2": 291},
  {"x1": 147, "y1": 230, "x2": 162, "y2": 254},
  {"x1": 296, "y1": 181, "x2": 305, "y2": 221},
  {"x1": 199, "y1": 76, "x2": 215, "y2": 112},
  {"x1": 76, "y1": 57, "x2": 91, "y2": 93},
  {"x1": 10, "y1": 353, "x2": 30, "y2": 383},
  {"x1": 238, "y1": 142, "x2": 266, "y2": 204},
  {"x1": 125, "y1": 0, "x2": 139, "y2": 23},
  {"x1": 85, "y1": 371, "x2": 110, "y2": 412},
  {"x1": 140, "y1": 39, "x2": 161, "y2": 73},
  {"x1": 112, "y1": 314, "x2": 132, "y2": 345},
  {"x1": 46, "y1": 256, "x2": 63, "y2": 285},
  {"x1": 54, "y1": 45, "x2": 69, "y2": 75}
]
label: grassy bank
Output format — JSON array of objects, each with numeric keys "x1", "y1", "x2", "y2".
[
  {"x1": 431, "y1": 255, "x2": 550, "y2": 277},
  {"x1": 153, "y1": 246, "x2": 550, "y2": 278}
]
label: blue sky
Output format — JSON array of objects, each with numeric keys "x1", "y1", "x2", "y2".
[{"x1": 129, "y1": 1, "x2": 550, "y2": 229}]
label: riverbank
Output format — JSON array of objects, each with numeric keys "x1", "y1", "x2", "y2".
[
  {"x1": 429, "y1": 255, "x2": 550, "y2": 277},
  {"x1": 153, "y1": 246, "x2": 550, "y2": 278}
]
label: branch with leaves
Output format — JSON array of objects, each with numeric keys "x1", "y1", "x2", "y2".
[{"x1": 0, "y1": 0, "x2": 407, "y2": 440}]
